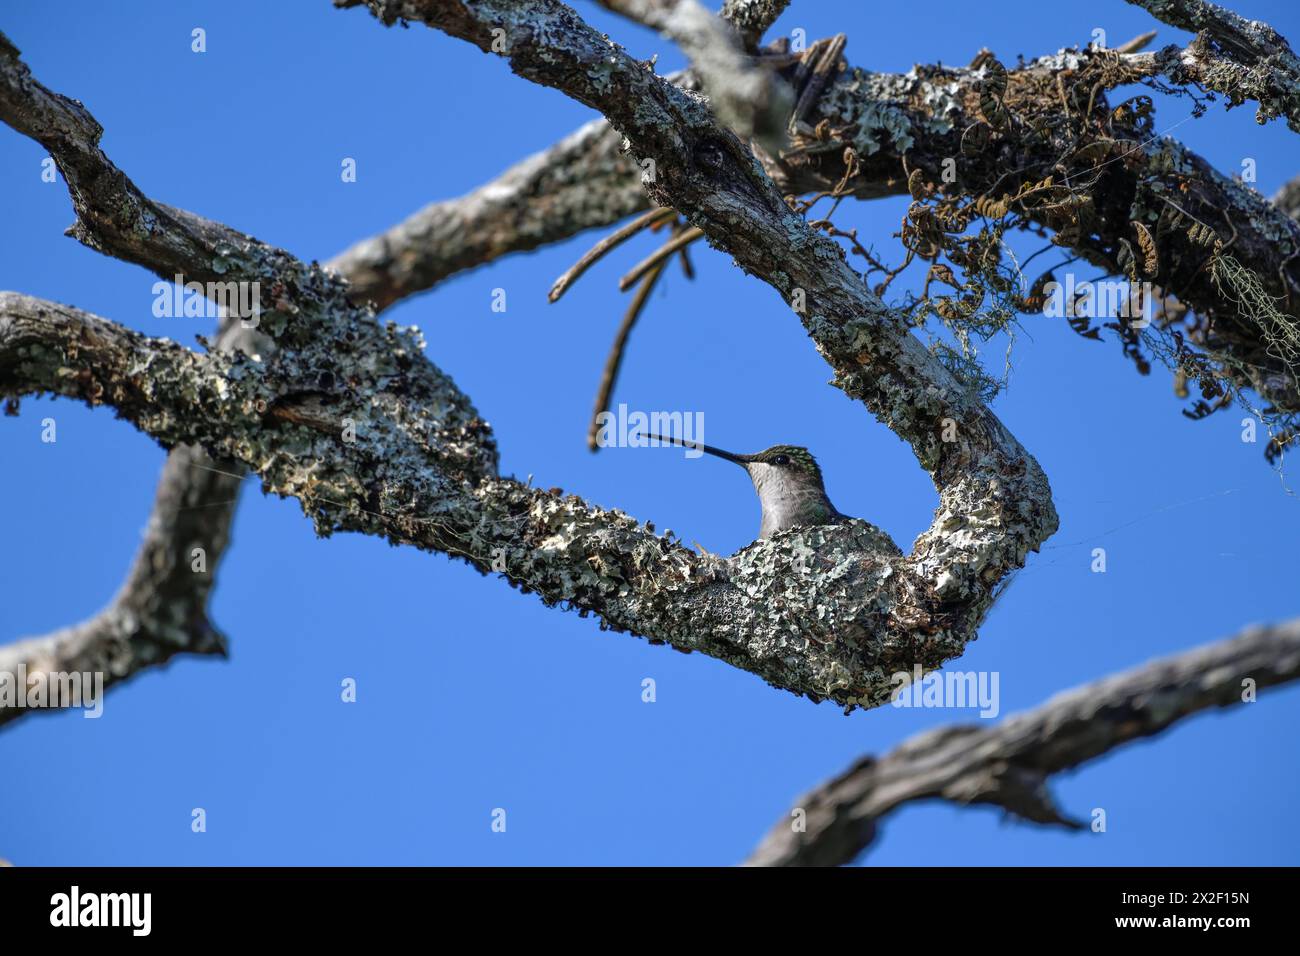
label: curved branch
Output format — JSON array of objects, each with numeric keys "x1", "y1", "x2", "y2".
[
  {"x1": 0, "y1": 302, "x2": 275, "y2": 730},
  {"x1": 340, "y1": 0, "x2": 1058, "y2": 700},
  {"x1": 0, "y1": 293, "x2": 911, "y2": 709},
  {"x1": 0, "y1": 442, "x2": 239, "y2": 728},
  {"x1": 2, "y1": 0, "x2": 1057, "y2": 719},
  {"x1": 747, "y1": 616, "x2": 1300, "y2": 866}
]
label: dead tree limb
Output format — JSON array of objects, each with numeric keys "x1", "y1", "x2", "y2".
[
  {"x1": 326, "y1": 117, "x2": 649, "y2": 311},
  {"x1": 747, "y1": 616, "x2": 1300, "y2": 866}
]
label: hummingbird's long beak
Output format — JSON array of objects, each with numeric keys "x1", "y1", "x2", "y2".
[{"x1": 643, "y1": 433, "x2": 751, "y2": 465}]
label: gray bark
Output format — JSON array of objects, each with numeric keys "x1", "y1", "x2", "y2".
[
  {"x1": 2, "y1": 0, "x2": 1059, "y2": 727},
  {"x1": 342, "y1": 14, "x2": 1300, "y2": 423},
  {"x1": 1, "y1": 6, "x2": 1294, "y2": 880},
  {"x1": 1124, "y1": 0, "x2": 1300, "y2": 131},
  {"x1": 747, "y1": 617, "x2": 1300, "y2": 866},
  {"x1": 326, "y1": 118, "x2": 648, "y2": 311}
]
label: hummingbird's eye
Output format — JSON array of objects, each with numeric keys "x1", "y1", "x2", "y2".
[{"x1": 773, "y1": 454, "x2": 789, "y2": 466}]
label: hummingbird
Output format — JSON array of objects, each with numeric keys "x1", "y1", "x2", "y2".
[{"x1": 645, "y1": 433, "x2": 850, "y2": 539}]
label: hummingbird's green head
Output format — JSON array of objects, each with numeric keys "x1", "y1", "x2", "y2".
[{"x1": 749, "y1": 445, "x2": 823, "y2": 481}]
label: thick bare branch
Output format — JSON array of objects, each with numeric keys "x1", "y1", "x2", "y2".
[
  {"x1": 747, "y1": 617, "x2": 1300, "y2": 866},
  {"x1": 0, "y1": 442, "x2": 239, "y2": 728},
  {"x1": 327, "y1": 118, "x2": 649, "y2": 311}
]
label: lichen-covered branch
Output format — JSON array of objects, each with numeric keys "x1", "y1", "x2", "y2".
[
  {"x1": 0, "y1": 30, "x2": 383, "y2": 353},
  {"x1": 0, "y1": 291, "x2": 918, "y2": 710},
  {"x1": 595, "y1": 0, "x2": 790, "y2": 150},
  {"x1": 325, "y1": 0, "x2": 786, "y2": 311},
  {"x1": 328, "y1": 17, "x2": 1300, "y2": 436},
  {"x1": 747, "y1": 616, "x2": 1300, "y2": 866},
  {"x1": 0, "y1": 298, "x2": 282, "y2": 730},
  {"x1": 0, "y1": 26, "x2": 491, "y2": 720},
  {"x1": 0, "y1": 15, "x2": 513, "y2": 716},
  {"x1": 768, "y1": 45, "x2": 1300, "y2": 420},
  {"x1": 719, "y1": 0, "x2": 790, "y2": 50},
  {"x1": 340, "y1": 0, "x2": 1058, "y2": 696},
  {"x1": 5, "y1": 14, "x2": 638, "y2": 719},
  {"x1": 2, "y1": 0, "x2": 1060, "y2": 718},
  {"x1": 1124, "y1": 0, "x2": 1300, "y2": 131}
]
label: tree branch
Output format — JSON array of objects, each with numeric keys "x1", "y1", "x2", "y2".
[
  {"x1": 2, "y1": 0, "x2": 1059, "y2": 716},
  {"x1": 329, "y1": 19, "x2": 1300, "y2": 431},
  {"x1": 0, "y1": 31, "x2": 385, "y2": 353},
  {"x1": 0, "y1": 9, "x2": 480, "y2": 722},
  {"x1": 0, "y1": 288, "x2": 917, "y2": 711},
  {"x1": 719, "y1": 0, "x2": 790, "y2": 51},
  {"x1": 326, "y1": 117, "x2": 649, "y2": 311},
  {"x1": 0, "y1": 24, "x2": 489, "y2": 722},
  {"x1": 0, "y1": 441, "x2": 239, "y2": 728},
  {"x1": 747, "y1": 616, "x2": 1300, "y2": 866},
  {"x1": 1124, "y1": 0, "x2": 1300, "y2": 131},
  {"x1": 769, "y1": 44, "x2": 1300, "y2": 418},
  {"x1": 338, "y1": 0, "x2": 1058, "y2": 699},
  {"x1": 324, "y1": 0, "x2": 789, "y2": 312},
  {"x1": 595, "y1": 0, "x2": 791, "y2": 150}
]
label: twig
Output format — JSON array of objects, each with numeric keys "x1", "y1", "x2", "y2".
[
  {"x1": 587, "y1": 257, "x2": 672, "y2": 450},
  {"x1": 618, "y1": 227, "x2": 706, "y2": 291},
  {"x1": 550, "y1": 207, "x2": 677, "y2": 302}
]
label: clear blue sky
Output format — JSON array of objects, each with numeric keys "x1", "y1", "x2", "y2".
[{"x1": 2, "y1": 0, "x2": 1298, "y2": 866}]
